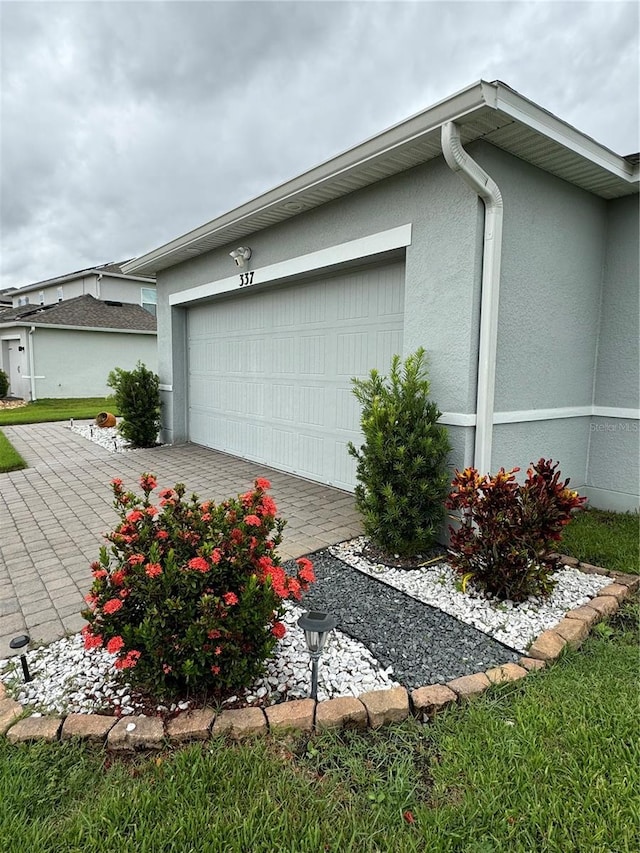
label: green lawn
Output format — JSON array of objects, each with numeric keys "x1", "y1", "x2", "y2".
[
  {"x1": 0, "y1": 599, "x2": 637, "y2": 853},
  {"x1": 560, "y1": 507, "x2": 639, "y2": 573},
  {"x1": 0, "y1": 429, "x2": 27, "y2": 473},
  {"x1": 0, "y1": 397, "x2": 119, "y2": 426}
]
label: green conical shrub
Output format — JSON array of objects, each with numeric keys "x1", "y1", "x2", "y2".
[
  {"x1": 107, "y1": 361, "x2": 161, "y2": 448},
  {"x1": 348, "y1": 348, "x2": 451, "y2": 557}
]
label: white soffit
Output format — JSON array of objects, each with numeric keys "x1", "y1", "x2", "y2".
[{"x1": 124, "y1": 80, "x2": 638, "y2": 277}]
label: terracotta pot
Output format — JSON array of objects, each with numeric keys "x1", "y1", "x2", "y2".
[{"x1": 95, "y1": 411, "x2": 117, "y2": 428}]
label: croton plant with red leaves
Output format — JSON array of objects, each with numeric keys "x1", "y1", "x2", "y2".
[
  {"x1": 446, "y1": 458, "x2": 586, "y2": 602},
  {"x1": 82, "y1": 474, "x2": 314, "y2": 697}
]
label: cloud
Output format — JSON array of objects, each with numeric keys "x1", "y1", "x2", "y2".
[{"x1": 1, "y1": 0, "x2": 637, "y2": 289}]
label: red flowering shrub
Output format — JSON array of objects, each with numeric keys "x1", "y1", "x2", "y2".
[
  {"x1": 446, "y1": 458, "x2": 586, "y2": 602},
  {"x1": 81, "y1": 474, "x2": 315, "y2": 696}
]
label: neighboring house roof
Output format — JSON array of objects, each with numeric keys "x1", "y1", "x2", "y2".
[
  {"x1": 0, "y1": 294, "x2": 157, "y2": 333},
  {"x1": 122, "y1": 79, "x2": 639, "y2": 278},
  {"x1": 13, "y1": 260, "x2": 155, "y2": 296}
]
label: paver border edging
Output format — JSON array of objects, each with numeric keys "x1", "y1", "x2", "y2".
[{"x1": 1, "y1": 561, "x2": 637, "y2": 749}]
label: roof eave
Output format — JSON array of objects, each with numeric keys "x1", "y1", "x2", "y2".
[
  {"x1": 13, "y1": 267, "x2": 154, "y2": 294},
  {"x1": 123, "y1": 79, "x2": 638, "y2": 277},
  {"x1": 0, "y1": 320, "x2": 156, "y2": 334},
  {"x1": 122, "y1": 80, "x2": 491, "y2": 275}
]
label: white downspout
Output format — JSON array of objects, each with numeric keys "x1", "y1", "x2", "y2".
[
  {"x1": 441, "y1": 121, "x2": 503, "y2": 475},
  {"x1": 28, "y1": 326, "x2": 37, "y2": 401}
]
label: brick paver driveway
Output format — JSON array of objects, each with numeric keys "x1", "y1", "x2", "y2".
[{"x1": 0, "y1": 422, "x2": 362, "y2": 654}]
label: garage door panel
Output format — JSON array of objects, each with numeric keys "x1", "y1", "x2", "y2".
[
  {"x1": 187, "y1": 262, "x2": 404, "y2": 490},
  {"x1": 376, "y1": 328, "x2": 404, "y2": 367},
  {"x1": 297, "y1": 385, "x2": 326, "y2": 426},
  {"x1": 297, "y1": 285, "x2": 327, "y2": 324},
  {"x1": 336, "y1": 331, "x2": 371, "y2": 376},
  {"x1": 334, "y1": 386, "x2": 361, "y2": 435},
  {"x1": 333, "y1": 440, "x2": 358, "y2": 486},
  {"x1": 271, "y1": 384, "x2": 296, "y2": 422}
]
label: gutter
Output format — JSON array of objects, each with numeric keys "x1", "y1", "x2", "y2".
[
  {"x1": 28, "y1": 326, "x2": 37, "y2": 402},
  {"x1": 9, "y1": 322, "x2": 156, "y2": 335},
  {"x1": 441, "y1": 121, "x2": 504, "y2": 475}
]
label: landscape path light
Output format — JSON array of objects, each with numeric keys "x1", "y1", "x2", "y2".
[
  {"x1": 9, "y1": 634, "x2": 32, "y2": 682},
  {"x1": 297, "y1": 610, "x2": 336, "y2": 701}
]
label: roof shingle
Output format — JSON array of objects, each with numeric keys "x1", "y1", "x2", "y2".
[{"x1": 0, "y1": 294, "x2": 157, "y2": 332}]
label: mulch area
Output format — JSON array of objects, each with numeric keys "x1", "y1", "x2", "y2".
[
  {"x1": 0, "y1": 397, "x2": 27, "y2": 409},
  {"x1": 357, "y1": 539, "x2": 448, "y2": 570}
]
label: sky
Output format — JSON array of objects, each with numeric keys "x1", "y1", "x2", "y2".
[{"x1": 1, "y1": 0, "x2": 638, "y2": 291}]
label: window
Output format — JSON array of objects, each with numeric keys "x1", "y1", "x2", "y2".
[
  {"x1": 18, "y1": 295, "x2": 29, "y2": 306},
  {"x1": 56, "y1": 287, "x2": 63, "y2": 302},
  {"x1": 39, "y1": 291, "x2": 44, "y2": 305},
  {"x1": 141, "y1": 287, "x2": 157, "y2": 316}
]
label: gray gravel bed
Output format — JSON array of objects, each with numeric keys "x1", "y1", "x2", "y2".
[{"x1": 298, "y1": 550, "x2": 521, "y2": 689}]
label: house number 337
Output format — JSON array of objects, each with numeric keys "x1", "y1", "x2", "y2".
[{"x1": 238, "y1": 271, "x2": 254, "y2": 287}]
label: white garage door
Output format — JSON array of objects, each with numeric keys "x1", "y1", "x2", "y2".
[{"x1": 187, "y1": 261, "x2": 404, "y2": 490}]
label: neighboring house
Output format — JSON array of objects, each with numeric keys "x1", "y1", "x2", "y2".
[
  {"x1": 0, "y1": 288, "x2": 17, "y2": 306},
  {"x1": 9, "y1": 260, "x2": 157, "y2": 315},
  {"x1": 123, "y1": 80, "x2": 639, "y2": 512},
  {"x1": 0, "y1": 295, "x2": 157, "y2": 400}
]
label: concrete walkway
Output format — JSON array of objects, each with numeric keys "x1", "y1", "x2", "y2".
[{"x1": 0, "y1": 422, "x2": 362, "y2": 654}]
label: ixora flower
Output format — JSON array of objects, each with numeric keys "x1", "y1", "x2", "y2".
[
  {"x1": 81, "y1": 473, "x2": 315, "y2": 697},
  {"x1": 103, "y1": 597, "x2": 123, "y2": 615},
  {"x1": 139, "y1": 473, "x2": 158, "y2": 492},
  {"x1": 187, "y1": 556, "x2": 210, "y2": 573},
  {"x1": 106, "y1": 635, "x2": 125, "y2": 654},
  {"x1": 81, "y1": 625, "x2": 103, "y2": 650},
  {"x1": 114, "y1": 649, "x2": 141, "y2": 670}
]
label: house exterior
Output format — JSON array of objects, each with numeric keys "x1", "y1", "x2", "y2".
[
  {"x1": 123, "y1": 80, "x2": 639, "y2": 512},
  {"x1": 9, "y1": 260, "x2": 157, "y2": 314},
  {"x1": 0, "y1": 295, "x2": 157, "y2": 400}
]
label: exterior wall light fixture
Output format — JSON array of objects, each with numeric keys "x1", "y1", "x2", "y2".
[{"x1": 229, "y1": 247, "x2": 252, "y2": 267}]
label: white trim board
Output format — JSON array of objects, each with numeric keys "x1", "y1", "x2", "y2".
[
  {"x1": 439, "y1": 406, "x2": 639, "y2": 428},
  {"x1": 493, "y1": 406, "x2": 639, "y2": 424},
  {"x1": 169, "y1": 224, "x2": 412, "y2": 307},
  {"x1": 439, "y1": 412, "x2": 476, "y2": 427}
]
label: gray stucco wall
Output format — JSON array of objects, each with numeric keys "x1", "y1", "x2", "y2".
[
  {"x1": 471, "y1": 143, "x2": 605, "y2": 494},
  {"x1": 473, "y1": 145, "x2": 638, "y2": 508},
  {"x1": 157, "y1": 156, "x2": 484, "y2": 455},
  {"x1": 156, "y1": 141, "x2": 637, "y2": 509},
  {"x1": 100, "y1": 277, "x2": 155, "y2": 306},
  {"x1": 585, "y1": 195, "x2": 640, "y2": 507},
  {"x1": 472, "y1": 142, "x2": 607, "y2": 414},
  {"x1": 593, "y1": 195, "x2": 639, "y2": 410},
  {"x1": 35, "y1": 276, "x2": 94, "y2": 306},
  {"x1": 586, "y1": 421, "x2": 639, "y2": 510},
  {"x1": 491, "y1": 418, "x2": 592, "y2": 493},
  {"x1": 30, "y1": 327, "x2": 157, "y2": 398}
]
